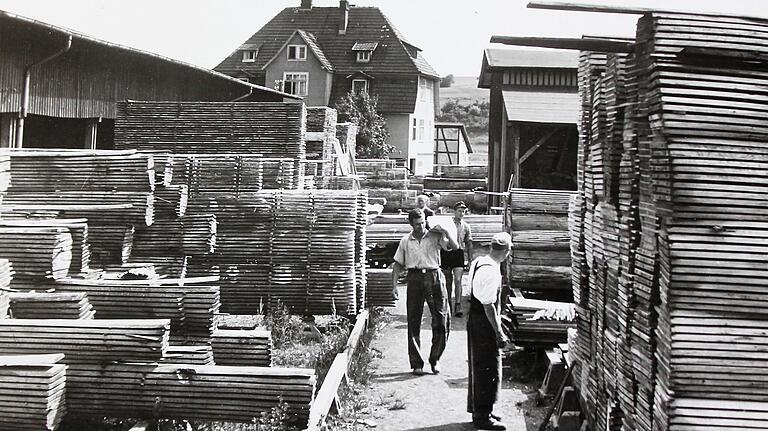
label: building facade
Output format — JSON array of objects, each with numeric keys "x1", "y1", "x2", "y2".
[{"x1": 214, "y1": 0, "x2": 440, "y2": 174}]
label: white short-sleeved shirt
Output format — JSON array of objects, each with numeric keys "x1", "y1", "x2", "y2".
[
  {"x1": 466, "y1": 255, "x2": 501, "y2": 305},
  {"x1": 393, "y1": 230, "x2": 449, "y2": 270}
]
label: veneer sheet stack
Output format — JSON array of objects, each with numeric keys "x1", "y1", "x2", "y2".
[
  {"x1": 212, "y1": 328, "x2": 272, "y2": 366},
  {"x1": 0, "y1": 354, "x2": 67, "y2": 431},
  {"x1": 567, "y1": 10, "x2": 768, "y2": 431}
]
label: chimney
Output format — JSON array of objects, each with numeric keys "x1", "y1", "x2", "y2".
[
  {"x1": 300, "y1": 0, "x2": 312, "y2": 9},
  {"x1": 338, "y1": 0, "x2": 349, "y2": 35}
]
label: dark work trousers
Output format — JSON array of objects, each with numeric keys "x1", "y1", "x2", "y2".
[
  {"x1": 466, "y1": 294, "x2": 501, "y2": 419},
  {"x1": 406, "y1": 269, "x2": 449, "y2": 369}
]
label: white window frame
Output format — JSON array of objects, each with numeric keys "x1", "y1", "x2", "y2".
[
  {"x1": 418, "y1": 119, "x2": 425, "y2": 142},
  {"x1": 241, "y1": 50, "x2": 258, "y2": 62},
  {"x1": 352, "y1": 79, "x2": 368, "y2": 94},
  {"x1": 283, "y1": 72, "x2": 309, "y2": 96},
  {"x1": 287, "y1": 45, "x2": 307, "y2": 61},
  {"x1": 412, "y1": 118, "x2": 417, "y2": 141},
  {"x1": 356, "y1": 51, "x2": 371, "y2": 63}
]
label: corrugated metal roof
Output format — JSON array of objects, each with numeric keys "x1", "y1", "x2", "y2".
[
  {"x1": 352, "y1": 42, "x2": 378, "y2": 51},
  {"x1": 502, "y1": 89, "x2": 578, "y2": 124},
  {"x1": 486, "y1": 48, "x2": 578, "y2": 69}
]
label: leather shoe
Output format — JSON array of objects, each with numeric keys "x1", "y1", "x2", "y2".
[
  {"x1": 430, "y1": 362, "x2": 441, "y2": 374},
  {"x1": 472, "y1": 418, "x2": 506, "y2": 430},
  {"x1": 412, "y1": 368, "x2": 425, "y2": 375}
]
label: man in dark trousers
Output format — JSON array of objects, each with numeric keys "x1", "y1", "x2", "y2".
[
  {"x1": 466, "y1": 232, "x2": 511, "y2": 430},
  {"x1": 392, "y1": 208, "x2": 458, "y2": 375}
]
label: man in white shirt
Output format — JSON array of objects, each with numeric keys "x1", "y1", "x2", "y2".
[{"x1": 465, "y1": 232, "x2": 511, "y2": 430}]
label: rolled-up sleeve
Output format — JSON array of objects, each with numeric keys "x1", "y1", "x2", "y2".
[
  {"x1": 393, "y1": 236, "x2": 407, "y2": 266},
  {"x1": 472, "y1": 265, "x2": 501, "y2": 305}
]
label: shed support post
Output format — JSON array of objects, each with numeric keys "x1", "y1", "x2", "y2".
[
  {"x1": 510, "y1": 122, "x2": 521, "y2": 188},
  {"x1": 84, "y1": 118, "x2": 99, "y2": 149},
  {"x1": 0, "y1": 114, "x2": 16, "y2": 148}
]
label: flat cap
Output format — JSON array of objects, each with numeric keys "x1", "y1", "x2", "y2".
[
  {"x1": 454, "y1": 201, "x2": 468, "y2": 210},
  {"x1": 491, "y1": 232, "x2": 512, "y2": 249}
]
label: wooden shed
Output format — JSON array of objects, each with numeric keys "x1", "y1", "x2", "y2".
[
  {"x1": 478, "y1": 48, "x2": 579, "y2": 207},
  {"x1": 0, "y1": 9, "x2": 296, "y2": 150}
]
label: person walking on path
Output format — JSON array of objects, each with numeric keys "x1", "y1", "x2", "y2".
[
  {"x1": 441, "y1": 201, "x2": 473, "y2": 318},
  {"x1": 392, "y1": 208, "x2": 458, "y2": 375},
  {"x1": 466, "y1": 232, "x2": 512, "y2": 430},
  {"x1": 415, "y1": 194, "x2": 435, "y2": 218}
]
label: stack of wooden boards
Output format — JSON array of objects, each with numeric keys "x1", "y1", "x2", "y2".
[
  {"x1": 423, "y1": 165, "x2": 487, "y2": 195},
  {"x1": 357, "y1": 159, "x2": 418, "y2": 211},
  {"x1": 504, "y1": 188, "x2": 574, "y2": 293},
  {"x1": 0, "y1": 259, "x2": 9, "y2": 318},
  {"x1": 305, "y1": 106, "x2": 337, "y2": 177},
  {"x1": 114, "y1": 101, "x2": 307, "y2": 187},
  {"x1": 567, "y1": 10, "x2": 768, "y2": 431},
  {"x1": 8, "y1": 292, "x2": 95, "y2": 319},
  {"x1": 504, "y1": 297, "x2": 575, "y2": 347},
  {"x1": 366, "y1": 214, "x2": 503, "y2": 244},
  {"x1": 212, "y1": 328, "x2": 272, "y2": 366},
  {"x1": 365, "y1": 268, "x2": 396, "y2": 307},
  {"x1": 0, "y1": 354, "x2": 68, "y2": 431}
]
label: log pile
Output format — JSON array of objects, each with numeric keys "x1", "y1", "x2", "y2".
[
  {"x1": 212, "y1": 329, "x2": 272, "y2": 366},
  {"x1": 0, "y1": 354, "x2": 68, "y2": 431},
  {"x1": 365, "y1": 268, "x2": 396, "y2": 307},
  {"x1": 54, "y1": 278, "x2": 220, "y2": 338},
  {"x1": 8, "y1": 292, "x2": 95, "y2": 319},
  {"x1": 567, "y1": 11, "x2": 768, "y2": 431},
  {"x1": 505, "y1": 188, "x2": 573, "y2": 292},
  {"x1": 0, "y1": 319, "x2": 170, "y2": 364},
  {"x1": 65, "y1": 363, "x2": 315, "y2": 426}
]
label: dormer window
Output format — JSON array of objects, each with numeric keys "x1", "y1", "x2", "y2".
[
  {"x1": 241, "y1": 50, "x2": 258, "y2": 62},
  {"x1": 356, "y1": 51, "x2": 371, "y2": 63},
  {"x1": 352, "y1": 79, "x2": 368, "y2": 94},
  {"x1": 288, "y1": 45, "x2": 307, "y2": 61}
]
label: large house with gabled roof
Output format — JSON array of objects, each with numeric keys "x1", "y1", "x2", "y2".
[{"x1": 214, "y1": 0, "x2": 441, "y2": 174}]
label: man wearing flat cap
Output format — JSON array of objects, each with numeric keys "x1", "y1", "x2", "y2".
[
  {"x1": 392, "y1": 208, "x2": 458, "y2": 375},
  {"x1": 466, "y1": 232, "x2": 512, "y2": 430},
  {"x1": 441, "y1": 201, "x2": 473, "y2": 317}
]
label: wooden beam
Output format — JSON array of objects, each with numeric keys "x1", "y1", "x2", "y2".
[
  {"x1": 527, "y1": 1, "x2": 768, "y2": 20},
  {"x1": 0, "y1": 114, "x2": 15, "y2": 148},
  {"x1": 84, "y1": 118, "x2": 98, "y2": 150},
  {"x1": 509, "y1": 123, "x2": 521, "y2": 189},
  {"x1": 519, "y1": 128, "x2": 559, "y2": 165},
  {"x1": 678, "y1": 46, "x2": 768, "y2": 64},
  {"x1": 490, "y1": 35, "x2": 634, "y2": 53}
]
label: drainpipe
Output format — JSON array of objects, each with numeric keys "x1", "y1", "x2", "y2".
[{"x1": 15, "y1": 35, "x2": 73, "y2": 149}]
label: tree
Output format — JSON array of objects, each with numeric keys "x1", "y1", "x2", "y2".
[
  {"x1": 440, "y1": 74, "x2": 455, "y2": 88},
  {"x1": 334, "y1": 91, "x2": 394, "y2": 159}
]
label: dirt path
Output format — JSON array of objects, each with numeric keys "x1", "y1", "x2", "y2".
[{"x1": 364, "y1": 284, "x2": 529, "y2": 431}]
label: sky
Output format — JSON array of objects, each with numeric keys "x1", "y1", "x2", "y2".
[{"x1": 0, "y1": 0, "x2": 766, "y2": 77}]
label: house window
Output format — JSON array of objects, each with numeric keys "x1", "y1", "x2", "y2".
[
  {"x1": 287, "y1": 45, "x2": 307, "y2": 61},
  {"x1": 352, "y1": 79, "x2": 368, "y2": 94},
  {"x1": 241, "y1": 50, "x2": 258, "y2": 62},
  {"x1": 356, "y1": 51, "x2": 371, "y2": 63},
  {"x1": 412, "y1": 118, "x2": 417, "y2": 141},
  {"x1": 283, "y1": 72, "x2": 308, "y2": 96},
  {"x1": 419, "y1": 77, "x2": 433, "y2": 102},
  {"x1": 418, "y1": 119, "x2": 425, "y2": 142}
]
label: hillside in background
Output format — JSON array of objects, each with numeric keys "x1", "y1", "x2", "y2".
[{"x1": 438, "y1": 76, "x2": 489, "y2": 165}]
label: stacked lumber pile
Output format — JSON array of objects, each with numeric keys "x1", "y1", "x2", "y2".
[
  {"x1": 212, "y1": 329, "x2": 272, "y2": 366},
  {"x1": 0, "y1": 227, "x2": 72, "y2": 287},
  {"x1": 305, "y1": 106, "x2": 337, "y2": 177},
  {"x1": 567, "y1": 11, "x2": 768, "y2": 431},
  {"x1": 114, "y1": 101, "x2": 306, "y2": 187},
  {"x1": 356, "y1": 159, "x2": 409, "y2": 190},
  {"x1": 65, "y1": 363, "x2": 315, "y2": 426},
  {"x1": 504, "y1": 297, "x2": 575, "y2": 347},
  {"x1": 0, "y1": 148, "x2": 9, "y2": 199},
  {"x1": 365, "y1": 268, "x2": 396, "y2": 307},
  {"x1": 435, "y1": 191, "x2": 489, "y2": 214},
  {"x1": 162, "y1": 345, "x2": 215, "y2": 365},
  {"x1": 0, "y1": 259, "x2": 10, "y2": 318},
  {"x1": 0, "y1": 354, "x2": 67, "y2": 431},
  {"x1": 168, "y1": 154, "x2": 301, "y2": 193},
  {"x1": 367, "y1": 214, "x2": 503, "y2": 244},
  {"x1": 354, "y1": 190, "x2": 368, "y2": 311},
  {"x1": 0, "y1": 219, "x2": 91, "y2": 275},
  {"x1": 505, "y1": 188, "x2": 573, "y2": 292},
  {"x1": 423, "y1": 164, "x2": 487, "y2": 192},
  {"x1": 54, "y1": 278, "x2": 220, "y2": 338},
  {"x1": 8, "y1": 292, "x2": 95, "y2": 319},
  {"x1": 154, "y1": 184, "x2": 188, "y2": 218},
  {"x1": 0, "y1": 319, "x2": 170, "y2": 363},
  {"x1": 336, "y1": 122, "x2": 358, "y2": 162},
  {"x1": 132, "y1": 214, "x2": 217, "y2": 257}
]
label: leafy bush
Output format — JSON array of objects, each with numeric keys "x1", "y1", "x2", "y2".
[
  {"x1": 334, "y1": 91, "x2": 394, "y2": 159},
  {"x1": 440, "y1": 74, "x2": 455, "y2": 88},
  {"x1": 437, "y1": 99, "x2": 490, "y2": 137}
]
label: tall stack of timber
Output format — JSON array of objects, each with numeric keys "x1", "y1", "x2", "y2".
[
  {"x1": 0, "y1": 150, "x2": 155, "y2": 266},
  {"x1": 0, "y1": 227, "x2": 72, "y2": 288},
  {"x1": 565, "y1": 10, "x2": 768, "y2": 431},
  {"x1": 354, "y1": 190, "x2": 368, "y2": 311},
  {"x1": 365, "y1": 268, "x2": 396, "y2": 307},
  {"x1": 356, "y1": 159, "x2": 416, "y2": 211},
  {"x1": 65, "y1": 363, "x2": 315, "y2": 426},
  {"x1": 54, "y1": 278, "x2": 221, "y2": 338},
  {"x1": 0, "y1": 319, "x2": 170, "y2": 363},
  {"x1": 0, "y1": 354, "x2": 68, "y2": 431},
  {"x1": 211, "y1": 328, "x2": 272, "y2": 366},
  {"x1": 305, "y1": 106, "x2": 337, "y2": 177},
  {"x1": 114, "y1": 101, "x2": 307, "y2": 187},
  {"x1": 0, "y1": 259, "x2": 10, "y2": 318},
  {"x1": 505, "y1": 188, "x2": 573, "y2": 293},
  {"x1": 8, "y1": 292, "x2": 95, "y2": 319},
  {"x1": 424, "y1": 165, "x2": 489, "y2": 212}
]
